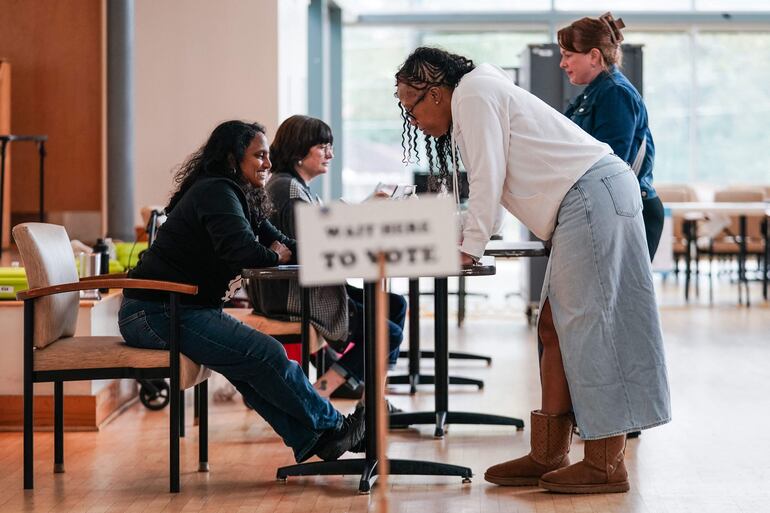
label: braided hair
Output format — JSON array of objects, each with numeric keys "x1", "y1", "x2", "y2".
[{"x1": 395, "y1": 47, "x2": 475, "y2": 192}]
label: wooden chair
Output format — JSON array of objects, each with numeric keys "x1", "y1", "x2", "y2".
[
  {"x1": 706, "y1": 189, "x2": 766, "y2": 256},
  {"x1": 698, "y1": 189, "x2": 767, "y2": 302},
  {"x1": 12, "y1": 222, "x2": 211, "y2": 493},
  {"x1": 725, "y1": 184, "x2": 769, "y2": 201}
]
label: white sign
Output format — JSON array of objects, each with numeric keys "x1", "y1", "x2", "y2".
[{"x1": 295, "y1": 196, "x2": 460, "y2": 286}]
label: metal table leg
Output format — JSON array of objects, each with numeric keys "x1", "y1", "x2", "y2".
[
  {"x1": 389, "y1": 279, "x2": 487, "y2": 393},
  {"x1": 739, "y1": 215, "x2": 749, "y2": 307},
  {"x1": 763, "y1": 217, "x2": 768, "y2": 301},
  {"x1": 390, "y1": 277, "x2": 524, "y2": 437},
  {"x1": 684, "y1": 219, "x2": 694, "y2": 302},
  {"x1": 277, "y1": 281, "x2": 473, "y2": 492}
]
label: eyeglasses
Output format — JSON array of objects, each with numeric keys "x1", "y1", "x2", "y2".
[
  {"x1": 403, "y1": 90, "x2": 429, "y2": 124},
  {"x1": 317, "y1": 143, "x2": 333, "y2": 154}
]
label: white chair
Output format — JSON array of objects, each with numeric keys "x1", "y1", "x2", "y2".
[{"x1": 13, "y1": 222, "x2": 210, "y2": 493}]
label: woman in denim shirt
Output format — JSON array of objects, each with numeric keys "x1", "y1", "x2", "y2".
[{"x1": 559, "y1": 12, "x2": 665, "y2": 261}]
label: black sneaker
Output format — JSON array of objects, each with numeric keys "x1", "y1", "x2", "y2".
[
  {"x1": 355, "y1": 398, "x2": 403, "y2": 415},
  {"x1": 349, "y1": 400, "x2": 404, "y2": 453},
  {"x1": 313, "y1": 404, "x2": 366, "y2": 461},
  {"x1": 330, "y1": 381, "x2": 364, "y2": 400}
]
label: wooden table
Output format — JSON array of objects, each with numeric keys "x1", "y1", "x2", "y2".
[{"x1": 666, "y1": 202, "x2": 770, "y2": 305}]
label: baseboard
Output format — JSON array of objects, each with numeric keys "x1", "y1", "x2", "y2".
[{"x1": 0, "y1": 379, "x2": 138, "y2": 431}]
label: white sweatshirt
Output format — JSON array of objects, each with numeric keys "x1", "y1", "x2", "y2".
[{"x1": 453, "y1": 63, "x2": 611, "y2": 258}]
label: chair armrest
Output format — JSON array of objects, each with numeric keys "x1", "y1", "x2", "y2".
[
  {"x1": 79, "y1": 272, "x2": 128, "y2": 281},
  {"x1": 17, "y1": 278, "x2": 198, "y2": 300}
]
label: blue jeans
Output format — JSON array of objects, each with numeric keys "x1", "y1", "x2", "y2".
[
  {"x1": 328, "y1": 285, "x2": 406, "y2": 385},
  {"x1": 118, "y1": 297, "x2": 341, "y2": 462}
]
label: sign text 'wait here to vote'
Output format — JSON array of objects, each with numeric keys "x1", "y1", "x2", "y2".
[{"x1": 295, "y1": 196, "x2": 459, "y2": 286}]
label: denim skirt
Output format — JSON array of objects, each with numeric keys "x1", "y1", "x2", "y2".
[{"x1": 540, "y1": 154, "x2": 671, "y2": 439}]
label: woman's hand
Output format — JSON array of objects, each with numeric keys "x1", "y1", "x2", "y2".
[
  {"x1": 460, "y1": 251, "x2": 477, "y2": 267},
  {"x1": 372, "y1": 191, "x2": 391, "y2": 199},
  {"x1": 270, "y1": 241, "x2": 292, "y2": 264}
]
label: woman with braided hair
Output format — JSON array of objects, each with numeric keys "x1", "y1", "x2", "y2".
[
  {"x1": 395, "y1": 47, "x2": 670, "y2": 494},
  {"x1": 559, "y1": 12, "x2": 663, "y2": 263}
]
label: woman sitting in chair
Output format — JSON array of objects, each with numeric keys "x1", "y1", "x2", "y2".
[
  {"x1": 249, "y1": 115, "x2": 406, "y2": 406},
  {"x1": 119, "y1": 120, "x2": 365, "y2": 464}
]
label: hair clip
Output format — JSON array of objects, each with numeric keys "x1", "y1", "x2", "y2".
[{"x1": 599, "y1": 12, "x2": 625, "y2": 44}]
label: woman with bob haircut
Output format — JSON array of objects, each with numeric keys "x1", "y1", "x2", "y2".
[{"x1": 250, "y1": 114, "x2": 407, "y2": 408}]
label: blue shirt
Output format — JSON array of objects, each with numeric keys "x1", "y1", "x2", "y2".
[{"x1": 565, "y1": 66, "x2": 656, "y2": 199}]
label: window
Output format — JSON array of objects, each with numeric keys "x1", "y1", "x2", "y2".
[
  {"x1": 695, "y1": 0, "x2": 770, "y2": 10},
  {"x1": 555, "y1": 0, "x2": 691, "y2": 10},
  {"x1": 335, "y1": 0, "x2": 548, "y2": 14},
  {"x1": 341, "y1": 10, "x2": 770, "y2": 195},
  {"x1": 624, "y1": 32, "x2": 693, "y2": 184},
  {"x1": 342, "y1": 27, "x2": 413, "y2": 201},
  {"x1": 694, "y1": 32, "x2": 770, "y2": 184},
  {"x1": 342, "y1": 28, "x2": 548, "y2": 201}
]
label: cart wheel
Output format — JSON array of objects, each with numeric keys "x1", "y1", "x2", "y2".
[{"x1": 140, "y1": 380, "x2": 170, "y2": 410}]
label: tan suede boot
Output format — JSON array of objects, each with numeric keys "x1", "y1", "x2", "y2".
[
  {"x1": 484, "y1": 410, "x2": 573, "y2": 486},
  {"x1": 539, "y1": 434, "x2": 630, "y2": 494}
]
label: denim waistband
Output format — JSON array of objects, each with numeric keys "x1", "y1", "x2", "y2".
[{"x1": 584, "y1": 154, "x2": 624, "y2": 174}]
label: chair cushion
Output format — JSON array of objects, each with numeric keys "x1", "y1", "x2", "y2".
[
  {"x1": 224, "y1": 308, "x2": 325, "y2": 353},
  {"x1": 12, "y1": 223, "x2": 80, "y2": 349},
  {"x1": 34, "y1": 336, "x2": 210, "y2": 389}
]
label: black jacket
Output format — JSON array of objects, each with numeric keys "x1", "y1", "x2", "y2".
[{"x1": 126, "y1": 176, "x2": 295, "y2": 307}]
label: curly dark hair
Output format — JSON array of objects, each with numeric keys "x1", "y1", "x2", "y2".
[
  {"x1": 166, "y1": 120, "x2": 273, "y2": 221},
  {"x1": 395, "y1": 46, "x2": 475, "y2": 192},
  {"x1": 270, "y1": 115, "x2": 333, "y2": 175}
]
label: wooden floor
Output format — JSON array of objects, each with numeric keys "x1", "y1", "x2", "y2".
[{"x1": 2, "y1": 262, "x2": 769, "y2": 513}]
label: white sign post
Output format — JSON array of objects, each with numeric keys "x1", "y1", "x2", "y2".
[{"x1": 296, "y1": 196, "x2": 459, "y2": 510}]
